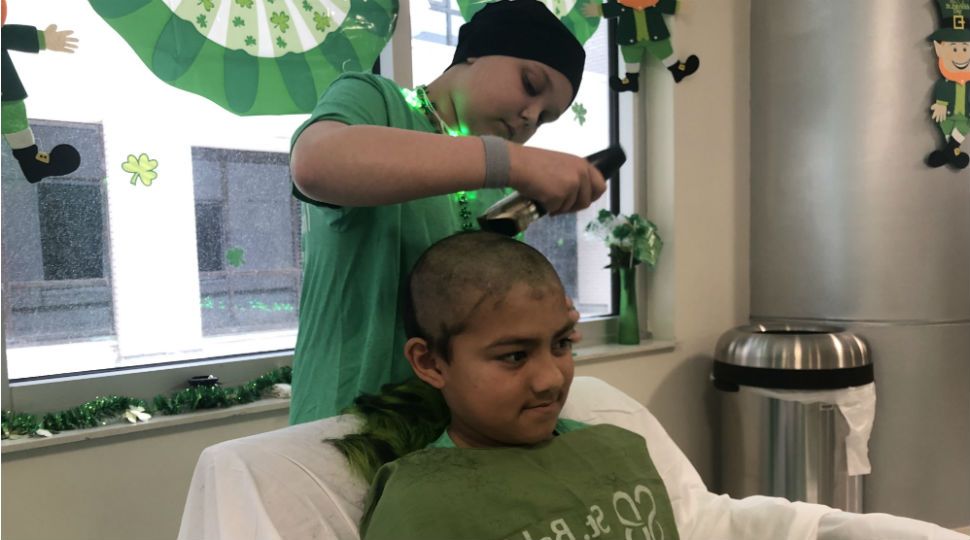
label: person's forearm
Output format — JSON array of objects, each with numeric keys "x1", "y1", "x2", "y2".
[{"x1": 291, "y1": 123, "x2": 489, "y2": 206}]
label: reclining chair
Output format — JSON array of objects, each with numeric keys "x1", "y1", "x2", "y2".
[{"x1": 178, "y1": 376, "x2": 965, "y2": 540}]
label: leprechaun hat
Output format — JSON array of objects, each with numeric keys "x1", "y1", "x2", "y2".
[{"x1": 929, "y1": 0, "x2": 970, "y2": 42}]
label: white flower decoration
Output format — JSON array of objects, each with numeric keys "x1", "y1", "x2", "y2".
[{"x1": 124, "y1": 405, "x2": 152, "y2": 424}]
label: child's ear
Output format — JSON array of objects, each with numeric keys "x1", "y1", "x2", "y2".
[{"x1": 404, "y1": 337, "x2": 447, "y2": 389}]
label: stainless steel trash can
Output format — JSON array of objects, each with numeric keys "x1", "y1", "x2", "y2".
[{"x1": 713, "y1": 323, "x2": 873, "y2": 512}]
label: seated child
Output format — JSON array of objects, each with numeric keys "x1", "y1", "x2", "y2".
[
  {"x1": 326, "y1": 231, "x2": 967, "y2": 540},
  {"x1": 333, "y1": 231, "x2": 681, "y2": 540}
]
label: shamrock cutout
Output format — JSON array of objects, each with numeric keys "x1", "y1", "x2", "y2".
[
  {"x1": 571, "y1": 102, "x2": 587, "y2": 126},
  {"x1": 270, "y1": 11, "x2": 290, "y2": 33},
  {"x1": 226, "y1": 247, "x2": 246, "y2": 267},
  {"x1": 122, "y1": 153, "x2": 159, "y2": 186},
  {"x1": 314, "y1": 10, "x2": 332, "y2": 32}
]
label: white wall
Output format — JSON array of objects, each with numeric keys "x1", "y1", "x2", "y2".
[
  {"x1": 0, "y1": 1, "x2": 750, "y2": 538},
  {"x1": 2, "y1": 409, "x2": 290, "y2": 540},
  {"x1": 578, "y1": 0, "x2": 750, "y2": 483}
]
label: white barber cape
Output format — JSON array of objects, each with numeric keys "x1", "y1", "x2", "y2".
[{"x1": 178, "y1": 376, "x2": 967, "y2": 540}]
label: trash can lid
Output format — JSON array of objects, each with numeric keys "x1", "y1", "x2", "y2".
[{"x1": 715, "y1": 322, "x2": 870, "y2": 371}]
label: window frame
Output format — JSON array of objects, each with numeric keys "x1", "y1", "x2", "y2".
[{"x1": 0, "y1": 1, "x2": 638, "y2": 415}]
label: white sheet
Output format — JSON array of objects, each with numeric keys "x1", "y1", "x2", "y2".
[{"x1": 178, "y1": 376, "x2": 967, "y2": 540}]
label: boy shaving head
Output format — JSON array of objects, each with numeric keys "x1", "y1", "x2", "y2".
[
  {"x1": 292, "y1": 0, "x2": 603, "y2": 429},
  {"x1": 403, "y1": 231, "x2": 578, "y2": 448},
  {"x1": 423, "y1": 0, "x2": 586, "y2": 143}
]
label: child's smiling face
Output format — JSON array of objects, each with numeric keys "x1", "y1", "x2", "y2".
[
  {"x1": 430, "y1": 282, "x2": 576, "y2": 448},
  {"x1": 434, "y1": 56, "x2": 575, "y2": 144}
]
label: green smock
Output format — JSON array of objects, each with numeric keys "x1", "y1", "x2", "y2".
[
  {"x1": 360, "y1": 421, "x2": 681, "y2": 540},
  {"x1": 289, "y1": 73, "x2": 507, "y2": 424}
]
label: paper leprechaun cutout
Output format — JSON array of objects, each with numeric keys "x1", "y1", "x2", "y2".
[
  {"x1": 583, "y1": 0, "x2": 699, "y2": 92},
  {"x1": 926, "y1": 0, "x2": 970, "y2": 170},
  {"x1": 1, "y1": 0, "x2": 81, "y2": 183}
]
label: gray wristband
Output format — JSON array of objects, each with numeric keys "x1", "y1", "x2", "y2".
[{"x1": 481, "y1": 135, "x2": 510, "y2": 189}]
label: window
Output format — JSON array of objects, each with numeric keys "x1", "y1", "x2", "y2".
[
  {"x1": 2, "y1": 121, "x2": 114, "y2": 348},
  {"x1": 3, "y1": 130, "x2": 302, "y2": 380},
  {"x1": 410, "y1": 1, "x2": 619, "y2": 317},
  {"x1": 3, "y1": 1, "x2": 632, "y2": 402},
  {"x1": 1, "y1": 1, "x2": 306, "y2": 383},
  {"x1": 192, "y1": 148, "x2": 302, "y2": 336}
]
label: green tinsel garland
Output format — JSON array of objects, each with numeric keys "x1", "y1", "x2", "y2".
[
  {"x1": 153, "y1": 367, "x2": 291, "y2": 415},
  {"x1": 1, "y1": 366, "x2": 291, "y2": 439},
  {"x1": 42, "y1": 395, "x2": 150, "y2": 432}
]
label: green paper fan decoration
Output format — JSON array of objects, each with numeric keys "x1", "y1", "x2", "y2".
[
  {"x1": 89, "y1": 0, "x2": 398, "y2": 115},
  {"x1": 456, "y1": 0, "x2": 600, "y2": 44}
]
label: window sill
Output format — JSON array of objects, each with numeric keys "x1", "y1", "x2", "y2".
[
  {"x1": 574, "y1": 339, "x2": 676, "y2": 364},
  {"x1": 1, "y1": 398, "x2": 290, "y2": 455},
  {"x1": 2, "y1": 341, "x2": 675, "y2": 455},
  {"x1": 7, "y1": 329, "x2": 297, "y2": 380}
]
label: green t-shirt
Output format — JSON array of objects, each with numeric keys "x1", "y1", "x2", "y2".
[
  {"x1": 288, "y1": 73, "x2": 507, "y2": 424},
  {"x1": 360, "y1": 422, "x2": 681, "y2": 540}
]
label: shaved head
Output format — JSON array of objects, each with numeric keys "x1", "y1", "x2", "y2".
[{"x1": 403, "y1": 231, "x2": 564, "y2": 360}]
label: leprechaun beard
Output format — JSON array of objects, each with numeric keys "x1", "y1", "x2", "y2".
[{"x1": 939, "y1": 58, "x2": 970, "y2": 84}]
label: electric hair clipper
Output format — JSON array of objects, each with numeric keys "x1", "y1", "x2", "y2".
[{"x1": 477, "y1": 145, "x2": 627, "y2": 236}]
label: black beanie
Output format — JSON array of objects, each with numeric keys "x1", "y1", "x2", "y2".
[{"x1": 449, "y1": 0, "x2": 586, "y2": 100}]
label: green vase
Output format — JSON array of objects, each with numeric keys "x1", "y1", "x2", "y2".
[{"x1": 617, "y1": 265, "x2": 640, "y2": 345}]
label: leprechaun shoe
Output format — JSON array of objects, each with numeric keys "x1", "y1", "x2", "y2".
[
  {"x1": 668, "y1": 55, "x2": 700, "y2": 83},
  {"x1": 12, "y1": 144, "x2": 81, "y2": 183},
  {"x1": 927, "y1": 138, "x2": 966, "y2": 169},
  {"x1": 950, "y1": 145, "x2": 970, "y2": 169},
  {"x1": 610, "y1": 72, "x2": 639, "y2": 93}
]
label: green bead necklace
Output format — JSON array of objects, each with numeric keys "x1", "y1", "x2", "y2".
[{"x1": 401, "y1": 85, "x2": 476, "y2": 231}]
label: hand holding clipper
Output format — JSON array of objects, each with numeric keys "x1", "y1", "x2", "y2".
[{"x1": 478, "y1": 145, "x2": 626, "y2": 236}]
